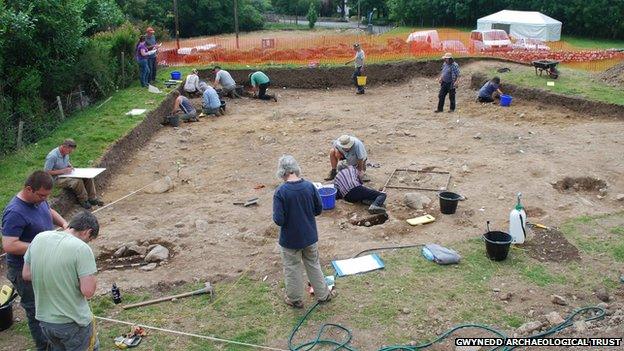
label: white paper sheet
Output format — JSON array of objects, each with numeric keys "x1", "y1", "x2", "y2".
[
  {"x1": 58, "y1": 168, "x2": 106, "y2": 179},
  {"x1": 332, "y1": 254, "x2": 385, "y2": 277},
  {"x1": 125, "y1": 109, "x2": 147, "y2": 116}
]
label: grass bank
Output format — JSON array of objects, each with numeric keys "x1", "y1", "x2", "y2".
[{"x1": 5, "y1": 212, "x2": 621, "y2": 349}]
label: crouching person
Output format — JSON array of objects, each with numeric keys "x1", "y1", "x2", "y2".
[
  {"x1": 202, "y1": 84, "x2": 225, "y2": 116},
  {"x1": 272, "y1": 155, "x2": 334, "y2": 309},
  {"x1": 22, "y1": 211, "x2": 100, "y2": 351},
  {"x1": 334, "y1": 164, "x2": 386, "y2": 214},
  {"x1": 477, "y1": 76, "x2": 503, "y2": 103},
  {"x1": 171, "y1": 90, "x2": 198, "y2": 123}
]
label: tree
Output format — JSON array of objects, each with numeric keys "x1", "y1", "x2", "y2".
[
  {"x1": 307, "y1": 1, "x2": 319, "y2": 28},
  {"x1": 84, "y1": 0, "x2": 125, "y2": 36}
]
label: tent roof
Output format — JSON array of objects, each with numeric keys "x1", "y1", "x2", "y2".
[{"x1": 477, "y1": 10, "x2": 561, "y2": 25}]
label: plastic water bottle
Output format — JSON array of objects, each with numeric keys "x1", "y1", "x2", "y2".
[
  {"x1": 111, "y1": 283, "x2": 122, "y2": 304},
  {"x1": 509, "y1": 193, "x2": 527, "y2": 244}
]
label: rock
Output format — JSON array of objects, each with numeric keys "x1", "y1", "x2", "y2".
[
  {"x1": 545, "y1": 311, "x2": 565, "y2": 326},
  {"x1": 174, "y1": 222, "x2": 185, "y2": 228},
  {"x1": 126, "y1": 245, "x2": 147, "y2": 256},
  {"x1": 404, "y1": 193, "x2": 432, "y2": 210},
  {"x1": 516, "y1": 321, "x2": 543, "y2": 335},
  {"x1": 195, "y1": 219, "x2": 208, "y2": 232},
  {"x1": 573, "y1": 320, "x2": 587, "y2": 333},
  {"x1": 145, "y1": 245, "x2": 169, "y2": 262},
  {"x1": 492, "y1": 288, "x2": 501, "y2": 292},
  {"x1": 616, "y1": 194, "x2": 624, "y2": 201},
  {"x1": 595, "y1": 287, "x2": 610, "y2": 302},
  {"x1": 401, "y1": 308, "x2": 411, "y2": 314},
  {"x1": 461, "y1": 164, "x2": 470, "y2": 173},
  {"x1": 113, "y1": 246, "x2": 127, "y2": 258},
  {"x1": 551, "y1": 294, "x2": 568, "y2": 306},
  {"x1": 144, "y1": 176, "x2": 174, "y2": 194},
  {"x1": 473, "y1": 133, "x2": 482, "y2": 140},
  {"x1": 500, "y1": 292, "x2": 513, "y2": 301},
  {"x1": 597, "y1": 302, "x2": 609, "y2": 310},
  {"x1": 140, "y1": 263, "x2": 158, "y2": 271}
]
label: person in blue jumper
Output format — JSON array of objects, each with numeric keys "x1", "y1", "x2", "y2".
[
  {"x1": 201, "y1": 84, "x2": 224, "y2": 116},
  {"x1": 477, "y1": 76, "x2": 504, "y2": 103},
  {"x1": 272, "y1": 155, "x2": 334, "y2": 308}
]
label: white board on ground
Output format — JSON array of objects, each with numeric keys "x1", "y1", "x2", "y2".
[
  {"x1": 332, "y1": 254, "x2": 385, "y2": 277},
  {"x1": 58, "y1": 168, "x2": 106, "y2": 179}
]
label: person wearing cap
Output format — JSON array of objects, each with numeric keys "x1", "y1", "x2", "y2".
[
  {"x1": 183, "y1": 69, "x2": 202, "y2": 96},
  {"x1": 435, "y1": 52, "x2": 460, "y2": 113},
  {"x1": 344, "y1": 43, "x2": 365, "y2": 94},
  {"x1": 145, "y1": 27, "x2": 159, "y2": 83},
  {"x1": 201, "y1": 84, "x2": 224, "y2": 116},
  {"x1": 325, "y1": 135, "x2": 368, "y2": 181},
  {"x1": 44, "y1": 139, "x2": 104, "y2": 210},
  {"x1": 213, "y1": 66, "x2": 240, "y2": 98},
  {"x1": 248, "y1": 71, "x2": 277, "y2": 102},
  {"x1": 334, "y1": 163, "x2": 386, "y2": 214},
  {"x1": 171, "y1": 90, "x2": 199, "y2": 122}
]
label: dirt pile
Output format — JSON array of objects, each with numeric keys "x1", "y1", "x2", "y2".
[{"x1": 599, "y1": 61, "x2": 624, "y2": 87}]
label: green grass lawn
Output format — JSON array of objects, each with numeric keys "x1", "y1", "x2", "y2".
[
  {"x1": 486, "y1": 66, "x2": 624, "y2": 106},
  {"x1": 264, "y1": 22, "x2": 311, "y2": 31},
  {"x1": 561, "y1": 35, "x2": 624, "y2": 49}
]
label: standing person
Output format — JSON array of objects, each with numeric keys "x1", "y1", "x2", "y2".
[
  {"x1": 183, "y1": 69, "x2": 201, "y2": 96},
  {"x1": 23, "y1": 211, "x2": 100, "y2": 351},
  {"x1": 135, "y1": 35, "x2": 156, "y2": 87},
  {"x1": 2, "y1": 171, "x2": 69, "y2": 350},
  {"x1": 44, "y1": 139, "x2": 104, "y2": 210},
  {"x1": 171, "y1": 90, "x2": 198, "y2": 122},
  {"x1": 145, "y1": 27, "x2": 159, "y2": 83},
  {"x1": 201, "y1": 84, "x2": 224, "y2": 116},
  {"x1": 344, "y1": 43, "x2": 365, "y2": 94},
  {"x1": 325, "y1": 135, "x2": 368, "y2": 181},
  {"x1": 334, "y1": 164, "x2": 386, "y2": 214},
  {"x1": 213, "y1": 66, "x2": 240, "y2": 98},
  {"x1": 477, "y1": 76, "x2": 503, "y2": 103},
  {"x1": 248, "y1": 71, "x2": 277, "y2": 102},
  {"x1": 435, "y1": 53, "x2": 460, "y2": 113},
  {"x1": 272, "y1": 155, "x2": 334, "y2": 308}
]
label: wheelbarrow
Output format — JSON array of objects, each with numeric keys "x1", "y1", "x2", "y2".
[{"x1": 532, "y1": 60, "x2": 559, "y2": 79}]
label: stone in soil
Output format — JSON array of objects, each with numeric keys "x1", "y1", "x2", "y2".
[
  {"x1": 404, "y1": 192, "x2": 432, "y2": 210},
  {"x1": 595, "y1": 287, "x2": 611, "y2": 302},
  {"x1": 516, "y1": 321, "x2": 543, "y2": 335},
  {"x1": 195, "y1": 219, "x2": 209, "y2": 232},
  {"x1": 551, "y1": 294, "x2": 568, "y2": 305},
  {"x1": 145, "y1": 245, "x2": 170, "y2": 262},
  {"x1": 126, "y1": 245, "x2": 147, "y2": 256},
  {"x1": 573, "y1": 320, "x2": 588, "y2": 332},
  {"x1": 144, "y1": 176, "x2": 174, "y2": 194},
  {"x1": 113, "y1": 246, "x2": 127, "y2": 258},
  {"x1": 616, "y1": 194, "x2": 624, "y2": 201},
  {"x1": 140, "y1": 262, "x2": 158, "y2": 271},
  {"x1": 545, "y1": 311, "x2": 565, "y2": 326}
]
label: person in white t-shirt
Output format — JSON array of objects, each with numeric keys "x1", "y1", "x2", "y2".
[
  {"x1": 344, "y1": 43, "x2": 365, "y2": 94},
  {"x1": 212, "y1": 66, "x2": 240, "y2": 98},
  {"x1": 183, "y1": 69, "x2": 201, "y2": 96}
]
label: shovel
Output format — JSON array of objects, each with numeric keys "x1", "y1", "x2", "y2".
[{"x1": 233, "y1": 197, "x2": 259, "y2": 207}]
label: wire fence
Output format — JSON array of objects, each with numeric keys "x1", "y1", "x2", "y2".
[{"x1": 158, "y1": 28, "x2": 624, "y2": 71}]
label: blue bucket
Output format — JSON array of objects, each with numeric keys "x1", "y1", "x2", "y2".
[
  {"x1": 318, "y1": 187, "x2": 337, "y2": 210},
  {"x1": 171, "y1": 71, "x2": 182, "y2": 80},
  {"x1": 500, "y1": 94, "x2": 512, "y2": 107}
]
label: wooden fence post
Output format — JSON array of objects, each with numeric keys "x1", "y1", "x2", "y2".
[
  {"x1": 78, "y1": 85, "x2": 84, "y2": 110},
  {"x1": 56, "y1": 96, "x2": 65, "y2": 120},
  {"x1": 121, "y1": 51, "x2": 125, "y2": 85},
  {"x1": 16, "y1": 120, "x2": 24, "y2": 149}
]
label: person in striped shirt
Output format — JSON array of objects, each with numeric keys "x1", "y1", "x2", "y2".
[{"x1": 333, "y1": 164, "x2": 386, "y2": 214}]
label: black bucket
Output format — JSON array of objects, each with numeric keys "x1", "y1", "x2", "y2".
[
  {"x1": 0, "y1": 301, "x2": 14, "y2": 331},
  {"x1": 483, "y1": 230, "x2": 513, "y2": 261},
  {"x1": 168, "y1": 115, "x2": 180, "y2": 127},
  {"x1": 438, "y1": 191, "x2": 461, "y2": 214},
  {"x1": 235, "y1": 85, "x2": 244, "y2": 96}
]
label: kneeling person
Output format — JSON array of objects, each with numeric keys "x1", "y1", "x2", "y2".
[
  {"x1": 249, "y1": 71, "x2": 277, "y2": 101},
  {"x1": 172, "y1": 90, "x2": 198, "y2": 122},
  {"x1": 477, "y1": 76, "x2": 503, "y2": 103},
  {"x1": 334, "y1": 164, "x2": 386, "y2": 214},
  {"x1": 23, "y1": 211, "x2": 100, "y2": 351},
  {"x1": 45, "y1": 139, "x2": 103, "y2": 209},
  {"x1": 202, "y1": 84, "x2": 224, "y2": 116},
  {"x1": 325, "y1": 135, "x2": 368, "y2": 181}
]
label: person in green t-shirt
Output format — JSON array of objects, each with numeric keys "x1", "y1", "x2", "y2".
[
  {"x1": 23, "y1": 211, "x2": 100, "y2": 351},
  {"x1": 248, "y1": 71, "x2": 277, "y2": 102}
]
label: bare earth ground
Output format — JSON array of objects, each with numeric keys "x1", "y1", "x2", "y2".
[
  {"x1": 2, "y1": 61, "x2": 624, "y2": 349},
  {"x1": 94, "y1": 61, "x2": 624, "y2": 291}
]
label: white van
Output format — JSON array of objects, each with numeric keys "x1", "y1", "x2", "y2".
[
  {"x1": 469, "y1": 30, "x2": 512, "y2": 52},
  {"x1": 406, "y1": 30, "x2": 442, "y2": 50}
]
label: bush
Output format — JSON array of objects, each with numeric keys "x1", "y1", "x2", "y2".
[
  {"x1": 306, "y1": 2, "x2": 318, "y2": 29},
  {"x1": 83, "y1": 0, "x2": 125, "y2": 36}
]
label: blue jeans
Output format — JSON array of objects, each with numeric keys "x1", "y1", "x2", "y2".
[
  {"x1": 137, "y1": 59, "x2": 150, "y2": 87},
  {"x1": 148, "y1": 56, "x2": 157, "y2": 82},
  {"x1": 40, "y1": 321, "x2": 99, "y2": 351},
  {"x1": 352, "y1": 66, "x2": 364, "y2": 93},
  {"x1": 7, "y1": 264, "x2": 49, "y2": 350},
  {"x1": 343, "y1": 185, "x2": 386, "y2": 207}
]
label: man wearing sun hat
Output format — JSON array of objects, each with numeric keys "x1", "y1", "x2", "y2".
[
  {"x1": 435, "y1": 52, "x2": 460, "y2": 113},
  {"x1": 325, "y1": 135, "x2": 368, "y2": 181},
  {"x1": 344, "y1": 43, "x2": 365, "y2": 94},
  {"x1": 145, "y1": 27, "x2": 159, "y2": 83}
]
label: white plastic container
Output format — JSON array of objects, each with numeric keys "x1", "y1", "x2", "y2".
[{"x1": 509, "y1": 193, "x2": 527, "y2": 244}]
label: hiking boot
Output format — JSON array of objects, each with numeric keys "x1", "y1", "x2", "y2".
[
  {"x1": 284, "y1": 297, "x2": 304, "y2": 309},
  {"x1": 356, "y1": 90, "x2": 365, "y2": 95},
  {"x1": 434, "y1": 109, "x2": 443, "y2": 113},
  {"x1": 324, "y1": 169, "x2": 337, "y2": 181},
  {"x1": 361, "y1": 199, "x2": 373, "y2": 206},
  {"x1": 448, "y1": 109, "x2": 455, "y2": 113},
  {"x1": 80, "y1": 201, "x2": 92, "y2": 210},
  {"x1": 368, "y1": 204, "x2": 386, "y2": 214},
  {"x1": 88, "y1": 198, "x2": 104, "y2": 206}
]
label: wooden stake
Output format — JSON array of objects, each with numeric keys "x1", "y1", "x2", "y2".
[
  {"x1": 56, "y1": 96, "x2": 65, "y2": 120},
  {"x1": 16, "y1": 120, "x2": 24, "y2": 149}
]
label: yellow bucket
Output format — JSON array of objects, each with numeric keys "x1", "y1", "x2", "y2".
[{"x1": 356, "y1": 76, "x2": 367, "y2": 86}]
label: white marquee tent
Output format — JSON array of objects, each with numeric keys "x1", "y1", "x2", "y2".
[{"x1": 477, "y1": 10, "x2": 562, "y2": 41}]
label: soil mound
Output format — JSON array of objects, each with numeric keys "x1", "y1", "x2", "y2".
[{"x1": 599, "y1": 61, "x2": 624, "y2": 87}]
